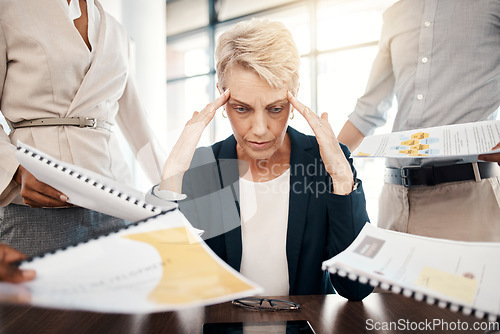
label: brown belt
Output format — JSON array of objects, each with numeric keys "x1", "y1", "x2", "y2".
[{"x1": 10, "y1": 117, "x2": 113, "y2": 131}]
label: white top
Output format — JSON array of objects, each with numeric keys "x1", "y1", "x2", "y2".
[
  {"x1": 239, "y1": 169, "x2": 290, "y2": 296},
  {"x1": 59, "y1": 0, "x2": 101, "y2": 62}
]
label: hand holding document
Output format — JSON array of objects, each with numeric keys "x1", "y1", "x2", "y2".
[
  {"x1": 322, "y1": 224, "x2": 500, "y2": 321},
  {"x1": 352, "y1": 120, "x2": 500, "y2": 160},
  {"x1": 8, "y1": 142, "x2": 262, "y2": 313},
  {"x1": 15, "y1": 141, "x2": 176, "y2": 222},
  {"x1": 478, "y1": 141, "x2": 500, "y2": 165},
  {"x1": 0, "y1": 210, "x2": 262, "y2": 313}
]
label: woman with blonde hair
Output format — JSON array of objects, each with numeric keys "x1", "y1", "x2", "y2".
[{"x1": 151, "y1": 19, "x2": 372, "y2": 299}]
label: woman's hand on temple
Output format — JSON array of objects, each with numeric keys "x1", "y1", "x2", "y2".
[
  {"x1": 160, "y1": 89, "x2": 230, "y2": 192},
  {"x1": 287, "y1": 91, "x2": 354, "y2": 195}
]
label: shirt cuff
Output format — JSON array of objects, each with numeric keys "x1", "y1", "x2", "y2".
[
  {"x1": 331, "y1": 178, "x2": 360, "y2": 196},
  {"x1": 348, "y1": 112, "x2": 377, "y2": 137},
  {"x1": 352, "y1": 179, "x2": 360, "y2": 192}
]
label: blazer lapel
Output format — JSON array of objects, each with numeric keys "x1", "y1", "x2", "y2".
[
  {"x1": 217, "y1": 136, "x2": 243, "y2": 270},
  {"x1": 286, "y1": 127, "x2": 315, "y2": 293}
]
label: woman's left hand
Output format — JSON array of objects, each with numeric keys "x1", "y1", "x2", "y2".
[{"x1": 287, "y1": 92, "x2": 354, "y2": 195}]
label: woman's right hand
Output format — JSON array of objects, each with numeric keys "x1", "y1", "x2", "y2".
[
  {"x1": 14, "y1": 165, "x2": 71, "y2": 208},
  {"x1": 478, "y1": 142, "x2": 500, "y2": 166},
  {"x1": 160, "y1": 89, "x2": 230, "y2": 192}
]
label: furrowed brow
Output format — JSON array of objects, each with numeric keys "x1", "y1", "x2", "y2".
[
  {"x1": 267, "y1": 99, "x2": 289, "y2": 107},
  {"x1": 228, "y1": 98, "x2": 252, "y2": 107}
]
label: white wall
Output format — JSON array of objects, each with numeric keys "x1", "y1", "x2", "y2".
[
  {"x1": 100, "y1": 0, "x2": 167, "y2": 144},
  {"x1": 98, "y1": 0, "x2": 122, "y2": 21},
  {"x1": 99, "y1": 0, "x2": 168, "y2": 189}
]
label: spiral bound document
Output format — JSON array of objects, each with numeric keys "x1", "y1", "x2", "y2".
[
  {"x1": 15, "y1": 141, "x2": 176, "y2": 222},
  {"x1": 322, "y1": 224, "x2": 500, "y2": 322},
  {"x1": 0, "y1": 210, "x2": 262, "y2": 313}
]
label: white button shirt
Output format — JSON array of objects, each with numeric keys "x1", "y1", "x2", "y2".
[
  {"x1": 348, "y1": 0, "x2": 500, "y2": 168},
  {"x1": 59, "y1": 0, "x2": 101, "y2": 62}
]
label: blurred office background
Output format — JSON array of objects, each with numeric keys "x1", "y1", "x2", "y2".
[
  {"x1": 162, "y1": 0, "x2": 399, "y2": 224},
  {"x1": 0, "y1": 0, "x2": 400, "y2": 224}
]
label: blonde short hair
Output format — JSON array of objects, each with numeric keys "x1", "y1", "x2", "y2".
[{"x1": 215, "y1": 19, "x2": 300, "y2": 95}]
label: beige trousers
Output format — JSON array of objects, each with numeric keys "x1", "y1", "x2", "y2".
[{"x1": 378, "y1": 177, "x2": 500, "y2": 241}]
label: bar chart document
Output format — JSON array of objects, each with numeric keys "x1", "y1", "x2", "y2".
[{"x1": 352, "y1": 120, "x2": 500, "y2": 160}]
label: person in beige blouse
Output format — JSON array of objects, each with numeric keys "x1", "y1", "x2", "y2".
[{"x1": 0, "y1": 0, "x2": 164, "y2": 256}]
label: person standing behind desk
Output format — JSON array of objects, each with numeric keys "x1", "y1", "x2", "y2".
[
  {"x1": 337, "y1": 0, "x2": 500, "y2": 241},
  {"x1": 0, "y1": 0, "x2": 164, "y2": 256}
]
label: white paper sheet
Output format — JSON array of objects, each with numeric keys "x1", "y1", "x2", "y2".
[
  {"x1": 15, "y1": 141, "x2": 176, "y2": 222},
  {"x1": 323, "y1": 224, "x2": 500, "y2": 320},
  {"x1": 0, "y1": 210, "x2": 262, "y2": 313},
  {"x1": 352, "y1": 120, "x2": 500, "y2": 160}
]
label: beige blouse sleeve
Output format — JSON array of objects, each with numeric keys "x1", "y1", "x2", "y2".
[
  {"x1": 115, "y1": 41, "x2": 166, "y2": 185},
  {"x1": 0, "y1": 22, "x2": 21, "y2": 206}
]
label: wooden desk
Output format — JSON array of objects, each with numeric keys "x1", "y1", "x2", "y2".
[{"x1": 0, "y1": 293, "x2": 494, "y2": 334}]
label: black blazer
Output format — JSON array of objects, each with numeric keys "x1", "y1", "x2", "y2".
[{"x1": 179, "y1": 127, "x2": 373, "y2": 300}]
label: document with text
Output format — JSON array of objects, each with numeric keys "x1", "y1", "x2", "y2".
[
  {"x1": 15, "y1": 141, "x2": 175, "y2": 222},
  {"x1": 322, "y1": 224, "x2": 500, "y2": 321},
  {"x1": 0, "y1": 210, "x2": 262, "y2": 313},
  {"x1": 352, "y1": 120, "x2": 500, "y2": 160}
]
